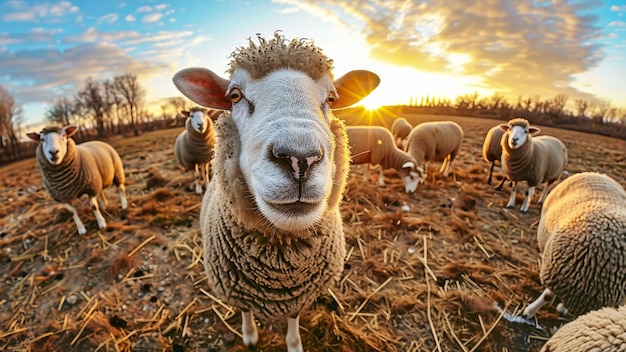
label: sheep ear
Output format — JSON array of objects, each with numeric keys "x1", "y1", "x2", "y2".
[
  {"x1": 529, "y1": 126, "x2": 541, "y2": 135},
  {"x1": 173, "y1": 67, "x2": 232, "y2": 110},
  {"x1": 181, "y1": 110, "x2": 190, "y2": 117},
  {"x1": 332, "y1": 70, "x2": 380, "y2": 109},
  {"x1": 64, "y1": 125, "x2": 78, "y2": 137},
  {"x1": 499, "y1": 124, "x2": 509, "y2": 131},
  {"x1": 26, "y1": 132, "x2": 41, "y2": 142},
  {"x1": 402, "y1": 161, "x2": 415, "y2": 170}
]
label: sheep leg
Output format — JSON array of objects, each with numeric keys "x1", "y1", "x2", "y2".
[
  {"x1": 285, "y1": 315, "x2": 304, "y2": 352},
  {"x1": 487, "y1": 162, "x2": 495, "y2": 185},
  {"x1": 363, "y1": 164, "x2": 370, "y2": 183},
  {"x1": 522, "y1": 288, "x2": 555, "y2": 318},
  {"x1": 520, "y1": 186, "x2": 534, "y2": 212},
  {"x1": 495, "y1": 177, "x2": 508, "y2": 191},
  {"x1": 377, "y1": 166, "x2": 385, "y2": 186},
  {"x1": 89, "y1": 196, "x2": 107, "y2": 230},
  {"x1": 439, "y1": 156, "x2": 450, "y2": 176},
  {"x1": 98, "y1": 191, "x2": 109, "y2": 210},
  {"x1": 64, "y1": 202, "x2": 87, "y2": 235},
  {"x1": 241, "y1": 311, "x2": 258, "y2": 347},
  {"x1": 193, "y1": 164, "x2": 203, "y2": 194},
  {"x1": 506, "y1": 182, "x2": 517, "y2": 208},
  {"x1": 537, "y1": 180, "x2": 555, "y2": 204},
  {"x1": 118, "y1": 184, "x2": 128, "y2": 210},
  {"x1": 204, "y1": 162, "x2": 210, "y2": 188}
]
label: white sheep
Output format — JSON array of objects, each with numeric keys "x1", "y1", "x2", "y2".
[
  {"x1": 390, "y1": 117, "x2": 412, "y2": 150},
  {"x1": 481, "y1": 124, "x2": 508, "y2": 190},
  {"x1": 26, "y1": 125, "x2": 128, "y2": 235},
  {"x1": 539, "y1": 305, "x2": 626, "y2": 352},
  {"x1": 346, "y1": 126, "x2": 421, "y2": 193},
  {"x1": 172, "y1": 31, "x2": 380, "y2": 352},
  {"x1": 522, "y1": 172, "x2": 626, "y2": 319},
  {"x1": 174, "y1": 107, "x2": 215, "y2": 194},
  {"x1": 499, "y1": 118, "x2": 567, "y2": 212},
  {"x1": 405, "y1": 121, "x2": 464, "y2": 186}
]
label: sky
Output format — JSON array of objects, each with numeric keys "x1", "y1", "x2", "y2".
[{"x1": 0, "y1": 0, "x2": 625, "y2": 129}]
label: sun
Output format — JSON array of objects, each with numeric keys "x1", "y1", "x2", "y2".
[{"x1": 359, "y1": 94, "x2": 386, "y2": 111}]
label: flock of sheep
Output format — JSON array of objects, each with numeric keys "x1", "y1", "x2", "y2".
[{"x1": 25, "y1": 31, "x2": 626, "y2": 351}]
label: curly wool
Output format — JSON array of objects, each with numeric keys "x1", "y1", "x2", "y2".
[
  {"x1": 200, "y1": 113, "x2": 349, "y2": 321},
  {"x1": 36, "y1": 137, "x2": 125, "y2": 203},
  {"x1": 174, "y1": 111, "x2": 215, "y2": 171},
  {"x1": 540, "y1": 305, "x2": 626, "y2": 352},
  {"x1": 538, "y1": 172, "x2": 626, "y2": 316},
  {"x1": 226, "y1": 31, "x2": 334, "y2": 80}
]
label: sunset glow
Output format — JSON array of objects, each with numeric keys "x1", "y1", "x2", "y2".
[{"x1": 0, "y1": 0, "x2": 624, "y2": 128}]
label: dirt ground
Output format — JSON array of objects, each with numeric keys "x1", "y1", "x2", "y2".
[{"x1": 1, "y1": 111, "x2": 625, "y2": 352}]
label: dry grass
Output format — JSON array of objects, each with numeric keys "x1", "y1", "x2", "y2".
[{"x1": 1, "y1": 113, "x2": 624, "y2": 352}]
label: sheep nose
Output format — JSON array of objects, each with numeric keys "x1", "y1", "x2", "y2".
[{"x1": 273, "y1": 148, "x2": 322, "y2": 180}]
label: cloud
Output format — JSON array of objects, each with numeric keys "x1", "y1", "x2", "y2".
[
  {"x1": 0, "y1": 43, "x2": 171, "y2": 104},
  {"x1": 2, "y1": 0, "x2": 79, "y2": 22},
  {"x1": 0, "y1": 28, "x2": 56, "y2": 45},
  {"x1": 98, "y1": 13, "x2": 119, "y2": 24},
  {"x1": 284, "y1": 0, "x2": 606, "y2": 101},
  {"x1": 142, "y1": 13, "x2": 164, "y2": 23},
  {"x1": 137, "y1": 5, "x2": 152, "y2": 13},
  {"x1": 126, "y1": 14, "x2": 136, "y2": 22},
  {"x1": 62, "y1": 27, "x2": 143, "y2": 44}
]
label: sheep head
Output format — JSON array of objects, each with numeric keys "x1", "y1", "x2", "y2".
[
  {"x1": 400, "y1": 161, "x2": 425, "y2": 193},
  {"x1": 27, "y1": 125, "x2": 78, "y2": 165},
  {"x1": 173, "y1": 33, "x2": 379, "y2": 232},
  {"x1": 499, "y1": 118, "x2": 541, "y2": 150},
  {"x1": 182, "y1": 107, "x2": 210, "y2": 134}
]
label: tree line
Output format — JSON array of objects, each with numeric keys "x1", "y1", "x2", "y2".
[
  {"x1": 0, "y1": 74, "x2": 195, "y2": 165},
  {"x1": 1, "y1": 76, "x2": 624, "y2": 166}
]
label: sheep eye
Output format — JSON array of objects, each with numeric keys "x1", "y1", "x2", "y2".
[
  {"x1": 326, "y1": 92, "x2": 336, "y2": 106},
  {"x1": 230, "y1": 88, "x2": 243, "y2": 103}
]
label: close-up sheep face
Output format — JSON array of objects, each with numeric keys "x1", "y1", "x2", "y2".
[
  {"x1": 29, "y1": 125, "x2": 78, "y2": 166},
  {"x1": 173, "y1": 33, "x2": 379, "y2": 232},
  {"x1": 501, "y1": 122, "x2": 541, "y2": 149}
]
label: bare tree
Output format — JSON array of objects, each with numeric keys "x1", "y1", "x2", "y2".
[
  {"x1": 545, "y1": 94, "x2": 568, "y2": 118},
  {"x1": 592, "y1": 99, "x2": 611, "y2": 124},
  {"x1": 113, "y1": 73, "x2": 145, "y2": 136},
  {"x1": 46, "y1": 97, "x2": 74, "y2": 126},
  {"x1": 75, "y1": 78, "x2": 108, "y2": 137},
  {"x1": 0, "y1": 85, "x2": 22, "y2": 151},
  {"x1": 575, "y1": 99, "x2": 589, "y2": 118}
]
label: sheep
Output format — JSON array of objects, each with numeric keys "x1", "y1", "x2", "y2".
[
  {"x1": 172, "y1": 31, "x2": 380, "y2": 352},
  {"x1": 522, "y1": 172, "x2": 626, "y2": 319},
  {"x1": 481, "y1": 124, "x2": 508, "y2": 190},
  {"x1": 346, "y1": 126, "x2": 422, "y2": 193},
  {"x1": 405, "y1": 121, "x2": 464, "y2": 186},
  {"x1": 390, "y1": 117, "x2": 412, "y2": 149},
  {"x1": 499, "y1": 118, "x2": 567, "y2": 212},
  {"x1": 26, "y1": 125, "x2": 127, "y2": 235},
  {"x1": 539, "y1": 305, "x2": 626, "y2": 352},
  {"x1": 174, "y1": 107, "x2": 215, "y2": 194}
]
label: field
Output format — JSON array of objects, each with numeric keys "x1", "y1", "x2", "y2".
[{"x1": 1, "y1": 111, "x2": 625, "y2": 352}]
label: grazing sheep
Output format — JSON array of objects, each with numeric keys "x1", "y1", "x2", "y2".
[
  {"x1": 174, "y1": 107, "x2": 215, "y2": 194},
  {"x1": 522, "y1": 172, "x2": 626, "y2": 319},
  {"x1": 390, "y1": 117, "x2": 412, "y2": 149},
  {"x1": 499, "y1": 118, "x2": 567, "y2": 212},
  {"x1": 482, "y1": 125, "x2": 508, "y2": 190},
  {"x1": 405, "y1": 121, "x2": 464, "y2": 186},
  {"x1": 346, "y1": 126, "x2": 421, "y2": 193},
  {"x1": 172, "y1": 31, "x2": 380, "y2": 352},
  {"x1": 27, "y1": 125, "x2": 127, "y2": 235},
  {"x1": 539, "y1": 305, "x2": 626, "y2": 352}
]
